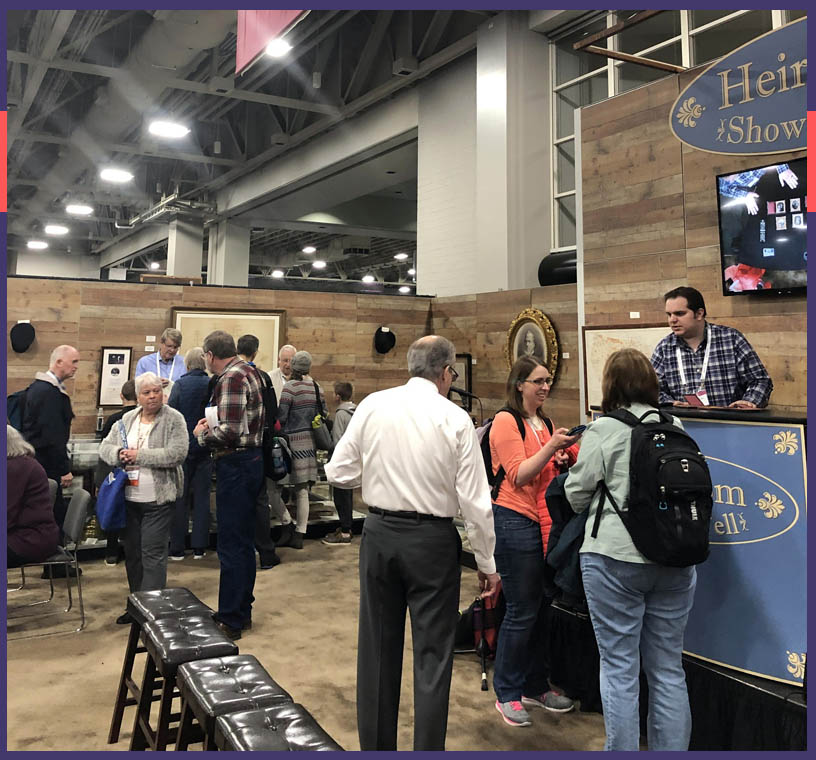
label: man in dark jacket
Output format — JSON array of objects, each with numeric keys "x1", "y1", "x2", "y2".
[
  {"x1": 22, "y1": 345, "x2": 80, "y2": 533},
  {"x1": 167, "y1": 347, "x2": 213, "y2": 560}
]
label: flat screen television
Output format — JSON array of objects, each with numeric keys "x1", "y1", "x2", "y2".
[{"x1": 716, "y1": 156, "x2": 806, "y2": 296}]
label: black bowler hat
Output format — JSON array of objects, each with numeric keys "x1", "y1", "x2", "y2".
[
  {"x1": 374, "y1": 326, "x2": 396, "y2": 354},
  {"x1": 10, "y1": 322, "x2": 36, "y2": 353}
]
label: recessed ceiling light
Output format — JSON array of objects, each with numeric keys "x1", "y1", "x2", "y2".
[
  {"x1": 45, "y1": 224, "x2": 69, "y2": 235},
  {"x1": 27, "y1": 240, "x2": 48, "y2": 250},
  {"x1": 100, "y1": 167, "x2": 134, "y2": 183},
  {"x1": 399, "y1": 286, "x2": 411, "y2": 294},
  {"x1": 312, "y1": 260, "x2": 327, "y2": 269},
  {"x1": 149, "y1": 261, "x2": 160, "y2": 270},
  {"x1": 266, "y1": 38, "x2": 292, "y2": 57},
  {"x1": 65, "y1": 203, "x2": 93, "y2": 216},
  {"x1": 394, "y1": 252, "x2": 408, "y2": 260},
  {"x1": 271, "y1": 269, "x2": 285, "y2": 278},
  {"x1": 148, "y1": 120, "x2": 190, "y2": 139},
  {"x1": 302, "y1": 245, "x2": 317, "y2": 254},
  {"x1": 407, "y1": 268, "x2": 416, "y2": 275},
  {"x1": 362, "y1": 274, "x2": 376, "y2": 284}
]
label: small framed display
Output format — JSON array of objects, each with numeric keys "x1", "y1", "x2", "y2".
[
  {"x1": 98, "y1": 347, "x2": 133, "y2": 407},
  {"x1": 451, "y1": 352, "x2": 473, "y2": 411}
]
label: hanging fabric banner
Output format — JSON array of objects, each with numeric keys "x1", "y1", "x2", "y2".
[{"x1": 236, "y1": 10, "x2": 306, "y2": 76}]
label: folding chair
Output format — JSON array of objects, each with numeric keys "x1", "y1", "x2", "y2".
[{"x1": 11, "y1": 478, "x2": 59, "y2": 593}]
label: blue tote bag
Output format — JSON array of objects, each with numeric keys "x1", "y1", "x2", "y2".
[{"x1": 96, "y1": 421, "x2": 129, "y2": 532}]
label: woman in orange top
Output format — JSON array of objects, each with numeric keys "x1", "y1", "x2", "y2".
[{"x1": 490, "y1": 356, "x2": 580, "y2": 727}]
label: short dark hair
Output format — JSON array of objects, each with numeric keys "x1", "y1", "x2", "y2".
[
  {"x1": 334, "y1": 381, "x2": 353, "y2": 401},
  {"x1": 664, "y1": 286, "x2": 706, "y2": 317},
  {"x1": 237, "y1": 334, "x2": 259, "y2": 357},
  {"x1": 601, "y1": 348, "x2": 659, "y2": 413},
  {"x1": 503, "y1": 356, "x2": 550, "y2": 423},
  {"x1": 202, "y1": 330, "x2": 236, "y2": 360},
  {"x1": 120, "y1": 379, "x2": 136, "y2": 401}
]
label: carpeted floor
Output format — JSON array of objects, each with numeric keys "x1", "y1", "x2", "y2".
[{"x1": 6, "y1": 535, "x2": 606, "y2": 751}]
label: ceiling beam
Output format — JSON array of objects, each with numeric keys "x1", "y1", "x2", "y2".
[
  {"x1": 343, "y1": 11, "x2": 393, "y2": 103},
  {"x1": 572, "y1": 10, "x2": 664, "y2": 50},
  {"x1": 417, "y1": 11, "x2": 452, "y2": 59},
  {"x1": 7, "y1": 49, "x2": 340, "y2": 114},
  {"x1": 57, "y1": 10, "x2": 141, "y2": 56}
]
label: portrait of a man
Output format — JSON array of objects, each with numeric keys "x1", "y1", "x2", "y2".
[{"x1": 513, "y1": 325, "x2": 547, "y2": 364}]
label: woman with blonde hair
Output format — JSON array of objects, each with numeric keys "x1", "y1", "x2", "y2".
[
  {"x1": 565, "y1": 348, "x2": 696, "y2": 751},
  {"x1": 99, "y1": 371, "x2": 188, "y2": 623},
  {"x1": 490, "y1": 356, "x2": 581, "y2": 726}
]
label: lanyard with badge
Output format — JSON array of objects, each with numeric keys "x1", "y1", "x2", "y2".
[
  {"x1": 125, "y1": 412, "x2": 153, "y2": 487},
  {"x1": 676, "y1": 325, "x2": 711, "y2": 406}
]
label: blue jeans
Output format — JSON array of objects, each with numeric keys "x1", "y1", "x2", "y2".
[
  {"x1": 492, "y1": 504, "x2": 550, "y2": 702},
  {"x1": 214, "y1": 449, "x2": 264, "y2": 629},
  {"x1": 580, "y1": 552, "x2": 697, "y2": 751},
  {"x1": 170, "y1": 453, "x2": 213, "y2": 553}
]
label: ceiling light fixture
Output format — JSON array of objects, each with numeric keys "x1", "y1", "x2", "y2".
[
  {"x1": 27, "y1": 240, "x2": 48, "y2": 250},
  {"x1": 45, "y1": 224, "x2": 69, "y2": 236},
  {"x1": 148, "y1": 120, "x2": 190, "y2": 139},
  {"x1": 302, "y1": 245, "x2": 317, "y2": 254},
  {"x1": 407, "y1": 268, "x2": 416, "y2": 275},
  {"x1": 266, "y1": 37, "x2": 292, "y2": 57},
  {"x1": 100, "y1": 167, "x2": 134, "y2": 183},
  {"x1": 362, "y1": 274, "x2": 376, "y2": 284},
  {"x1": 312, "y1": 260, "x2": 327, "y2": 269},
  {"x1": 399, "y1": 286, "x2": 411, "y2": 294},
  {"x1": 65, "y1": 204, "x2": 93, "y2": 216},
  {"x1": 149, "y1": 261, "x2": 160, "y2": 270},
  {"x1": 394, "y1": 252, "x2": 408, "y2": 260},
  {"x1": 271, "y1": 269, "x2": 285, "y2": 278}
]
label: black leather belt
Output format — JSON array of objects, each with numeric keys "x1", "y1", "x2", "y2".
[
  {"x1": 368, "y1": 506, "x2": 452, "y2": 522},
  {"x1": 212, "y1": 446, "x2": 253, "y2": 460}
]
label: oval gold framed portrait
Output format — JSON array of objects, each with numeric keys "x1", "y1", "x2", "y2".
[{"x1": 506, "y1": 308, "x2": 560, "y2": 381}]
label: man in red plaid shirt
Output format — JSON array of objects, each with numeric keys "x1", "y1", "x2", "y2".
[{"x1": 194, "y1": 330, "x2": 265, "y2": 640}]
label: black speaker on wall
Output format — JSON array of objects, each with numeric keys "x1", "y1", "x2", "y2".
[{"x1": 538, "y1": 251, "x2": 577, "y2": 286}]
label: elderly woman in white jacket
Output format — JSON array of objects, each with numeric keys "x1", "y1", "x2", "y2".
[{"x1": 99, "y1": 371, "x2": 188, "y2": 624}]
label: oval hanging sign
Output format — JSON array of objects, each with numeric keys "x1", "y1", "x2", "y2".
[{"x1": 670, "y1": 18, "x2": 806, "y2": 155}]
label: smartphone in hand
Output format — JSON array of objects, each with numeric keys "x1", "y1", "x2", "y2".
[{"x1": 566, "y1": 424, "x2": 587, "y2": 437}]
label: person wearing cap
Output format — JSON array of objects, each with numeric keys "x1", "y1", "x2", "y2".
[
  {"x1": 325, "y1": 335, "x2": 499, "y2": 751},
  {"x1": 21, "y1": 345, "x2": 80, "y2": 535},
  {"x1": 135, "y1": 328, "x2": 185, "y2": 396},
  {"x1": 276, "y1": 350, "x2": 328, "y2": 550},
  {"x1": 193, "y1": 331, "x2": 266, "y2": 641}
]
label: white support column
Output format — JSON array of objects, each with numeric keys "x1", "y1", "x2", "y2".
[
  {"x1": 166, "y1": 218, "x2": 203, "y2": 278},
  {"x1": 207, "y1": 221, "x2": 250, "y2": 286}
]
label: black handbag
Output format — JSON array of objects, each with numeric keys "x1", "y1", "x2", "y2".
[{"x1": 311, "y1": 381, "x2": 333, "y2": 451}]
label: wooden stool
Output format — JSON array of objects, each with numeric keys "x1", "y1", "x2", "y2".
[
  {"x1": 214, "y1": 703, "x2": 344, "y2": 751},
  {"x1": 108, "y1": 588, "x2": 213, "y2": 744},
  {"x1": 174, "y1": 655, "x2": 293, "y2": 750},
  {"x1": 130, "y1": 614, "x2": 238, "y2": 751}
]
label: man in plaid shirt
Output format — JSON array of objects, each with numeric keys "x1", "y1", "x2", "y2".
[
  {"x1": 194, "y1": 330, "x2": 266, "y2": 639},
  {"x1": 651, "y1": 287, "x2": 773, "y2": 409}
]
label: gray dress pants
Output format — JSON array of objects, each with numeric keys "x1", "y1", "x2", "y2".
[{"x1": 123, "y1": 500, "x2": 173, "y2": 592}]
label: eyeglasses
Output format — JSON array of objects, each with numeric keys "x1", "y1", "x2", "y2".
[
  {"x1": 523, "y1": 377, "x2": 552, "y2": 387},
  {"x1": 447, "y1": 365, "x2": 460, "y2": 382}
]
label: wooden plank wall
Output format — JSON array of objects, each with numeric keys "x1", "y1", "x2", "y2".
[
  {"x1": 582, "y1": 72, "x2": 806, "y2": 411},
  {"x1": 7, "y1": 278, "x2": 580, "y2": 435}
]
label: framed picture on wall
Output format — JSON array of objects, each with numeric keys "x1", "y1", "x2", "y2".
[
  {"x1": 98, "y1": 347, "x2": 133, "y2": 406},
  {"x1": 171, "y1": 309, "x2": 286, "y2": 374},
  {"x1": 506, "y1": 308, "x2": 560, "y2": 381},
  {"x1": 449, "y1": 352, "x2": 473, "y2": 411}
]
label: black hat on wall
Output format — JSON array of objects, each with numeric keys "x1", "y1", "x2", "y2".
[
  {"x1": 10, "y1": 322, "x2": 36, "y2": 353},
  {"x1": 374, "y1": 326, "x2": 396, "y2": 354}
]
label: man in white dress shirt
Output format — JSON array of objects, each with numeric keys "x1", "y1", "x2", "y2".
[
  {"x1": 269, "y1": 344, "x2": 297, "y2": 400},
  {"x1": 325, "y1": 335, "x2": 499, "y2": 751}
]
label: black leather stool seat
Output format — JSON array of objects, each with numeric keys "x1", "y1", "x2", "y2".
[
  {"x1": 142, "y1": 615, "x2": 239, "y2": 678},
  {"x1": 127, "y1": 588, "x2": 212, "y2": 627},
  {"x1": 214, "y1": 703, "x2": 344, "y2": 751},
  {"x1": 175, "y1": 655, "x2": 294, "y2": 749}
]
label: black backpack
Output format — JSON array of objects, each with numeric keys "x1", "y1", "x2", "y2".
[
  {"x1": 7, "y1": 387, "x2": 29, "y2": 431},
  {"x1": 477, "y1": 408, "x2": 552, "y2": 500},
  {"x1": 591, "y1": 408, "x2": 713, "y2": 568}
]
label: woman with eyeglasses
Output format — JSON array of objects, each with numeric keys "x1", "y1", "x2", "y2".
[{"x1": 490, "y1": 356, "x2": 582, "y2": 727}]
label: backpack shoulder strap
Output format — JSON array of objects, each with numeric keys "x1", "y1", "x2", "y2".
[
  {"x1": 605, "y1": 408, "x2": 640, "y2": 427},
  {"x1": 497, "y1": 407, "x2": 527, "y2": 440},
  {"x1": 542, "y1": 416, "x2": 553, "y2": 435},
  {"x1": 637, "y1": 408, "x2": 670, "y2": 425}
]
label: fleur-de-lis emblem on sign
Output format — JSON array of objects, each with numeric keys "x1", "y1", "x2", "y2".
[
  {"x1": 676, "y1": 97, "x2": 705, "y2": 128},
  {"x1": 756, "y1": 492, "x2": 785, "y2": 519},
  {"x1": 773, "y1": 430, "x2": 799, "y2": 455},
  {"x1": 787, "y1": 651, "x2": 806, "y2": 680}
]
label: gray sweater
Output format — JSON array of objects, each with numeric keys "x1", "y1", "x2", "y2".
[{"x1": 99, "y1": 404, "x2": 189, "y2": 505}]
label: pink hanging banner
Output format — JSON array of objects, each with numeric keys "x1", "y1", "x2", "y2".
[{"x1": 236, "y1": 10, "x2": 305, "y2": 75}]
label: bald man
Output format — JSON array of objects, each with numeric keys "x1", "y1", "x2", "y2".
[
  {"x1": 269, "y1": 344, "x2": 297, "y2": 400},
  {"x1": 22, "y1": 345, "x2": 80, "y2": 535}
]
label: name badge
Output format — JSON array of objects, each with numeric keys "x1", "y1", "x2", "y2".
[
  {"x1": 126, "y1": 467, "x2": 140, "y2": 486},
  {"x1": 695, "y1": 389, "x2": 711, "y2": 406}
]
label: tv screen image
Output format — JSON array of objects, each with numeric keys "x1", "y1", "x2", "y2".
[{"x1": 716, "y1": 156, "x2": 807, "y2": 296}]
